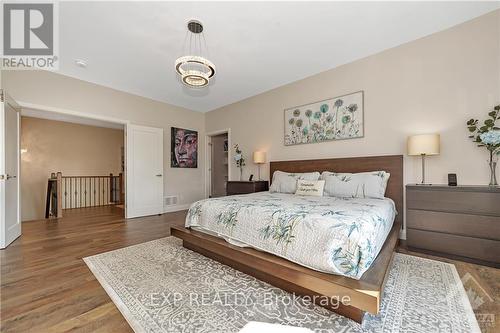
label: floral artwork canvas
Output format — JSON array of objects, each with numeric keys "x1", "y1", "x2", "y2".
[{"x1": 284, "y1": 91, "x2": 364, "y2": 145}]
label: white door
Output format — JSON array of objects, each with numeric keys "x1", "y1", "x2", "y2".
[
  {"x1": 126, "y1": 125, "x2": 163, "y2": 218},
  {"x1": 0, "y1": 91, "x2": 21, "y2": 248}
]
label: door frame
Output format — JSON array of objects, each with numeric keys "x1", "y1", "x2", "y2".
[
  {"x1": 205, "y1": 129, "x2": 231, "y2": 198},
  {"x1": 0, "y1": 90, "x2": 21, "y2": 248},
  {"x1": 14, "y1": 101, "x2": 130, "y2": 218}
]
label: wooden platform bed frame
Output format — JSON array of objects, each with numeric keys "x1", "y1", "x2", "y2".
[{"x1": 172, "y1": 155, "x2": 403, "y2": 323}]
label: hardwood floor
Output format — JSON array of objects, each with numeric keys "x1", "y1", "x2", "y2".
[
  {"x1": 0, "y1": 206, "x2": 184, "y2": 333},
  {"x1": 1, "y1": 207, "x2": 498, "y2": 332}
]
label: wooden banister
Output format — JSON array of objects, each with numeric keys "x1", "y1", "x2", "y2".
[
  {"x1": 109, "y1": 173, "x2": 114, "y2": 203},
  {"x1": 45, "y1": 172, "x2": 123, "y2": 219},
  {"x1": 56, "y1": 172, "x2": 62, "y2": 218},
  {"x1": 119, "y1": 173, "x2": 124, "y2": 205},
  {"x1": 45, "y1": 178, "x2": 55, "y2": 218},
  {"x1": 45, "y1": 172, "x2": 63, "y2": 218}
]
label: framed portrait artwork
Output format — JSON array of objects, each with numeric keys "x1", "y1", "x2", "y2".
[{"x1": 171, "y1": 127, "x2": 198, "y2": 168}]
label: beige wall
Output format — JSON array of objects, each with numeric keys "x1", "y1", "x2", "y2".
[
  {"x1": 2, "y1": 70, "x2": 206, "y2": 214},
  {"x1": 20, "y1": 117, "x2": 123, "y2": 221},
  {"x1": 206, "y1": 11, "x2": 500, "y2": 191}
]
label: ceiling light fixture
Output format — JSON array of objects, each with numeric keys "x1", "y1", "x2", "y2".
[{"x1": 175, "y1": 20, "x2": 216, "y2": 88}]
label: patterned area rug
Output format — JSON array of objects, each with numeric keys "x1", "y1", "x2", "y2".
[{"x1": 84, "y1": 237, "x2": 479, "y2": 333}]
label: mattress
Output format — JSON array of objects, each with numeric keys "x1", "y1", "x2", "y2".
[{"x1": 185, "y1": 192, "x2": 396, "y2": 279}]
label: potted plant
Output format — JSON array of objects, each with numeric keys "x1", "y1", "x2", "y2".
[
  {"x1": 233, "y1": 144, "x2": 246, "y2": 181},
  {"x1": 467, "y1": 105, "x2": 500, "y2": 186}
]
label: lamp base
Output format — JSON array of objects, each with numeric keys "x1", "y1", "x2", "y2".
[{"x1": 419, "y1": 154, "x2": 427, "y2": 185}]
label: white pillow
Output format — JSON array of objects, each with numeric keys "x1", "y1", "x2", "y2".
[
  {"x1": 321, "y1": 171, "x2": 390, "y2": 199},
  {"x1": 269, "y1": 171, "x2": 320, "y2": 194},
  {"x1": 295, "y1": 180, "x2": 325, "y2": 197}
]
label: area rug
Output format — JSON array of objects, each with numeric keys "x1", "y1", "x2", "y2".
[{"x1": 83, "y1": 237, "x2": 480, "y2": 333}]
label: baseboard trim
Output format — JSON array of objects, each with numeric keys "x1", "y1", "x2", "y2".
[{"x1": 163, "y1": 203, "x2": 191, "y2": 213}]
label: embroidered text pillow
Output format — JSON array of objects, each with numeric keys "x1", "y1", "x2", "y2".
[
  {"x1": 295, "y1": 180, "x2": 325, "y2": 196},
  {"x1": 269, "y1": 171, "x2": 320, "y2": 194}
]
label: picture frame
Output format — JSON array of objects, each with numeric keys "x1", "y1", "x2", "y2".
[
  {"x1": 171, "y1": 127, "x2": 198, "y2": 168},
  {"x1": 284, "y1": 91, "x2": 364, "y2": 146}
]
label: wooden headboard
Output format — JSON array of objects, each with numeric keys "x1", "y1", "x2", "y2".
[{"x1": 270, "y1": 155, "x2": 403, "y2": 225}]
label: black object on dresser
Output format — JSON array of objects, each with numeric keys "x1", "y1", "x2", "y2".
[
  {"x1": 406, "y1": 184, "x2": 500, "y2": 268},
  {"x1": 226, "y1": 181, "x2": 269, "y2": 195},
  {"x1": 447, "y1": 173, "x2": 457, "y2": 186}
]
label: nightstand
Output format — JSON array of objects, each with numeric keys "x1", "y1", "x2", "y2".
[
  {"x1": 226, "y1": 181, "x2": 269, "y2": 195},
  {"x1": 406, "y1": 184, "x2": 500, "y2": 267}
]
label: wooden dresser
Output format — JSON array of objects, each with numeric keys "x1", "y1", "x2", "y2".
[
  {"x1": 406, "y1": 184, "x2": 500, "y2": 267},
  {"x1": 226, "y1": 181, "x2": 269, "y2": 195}
]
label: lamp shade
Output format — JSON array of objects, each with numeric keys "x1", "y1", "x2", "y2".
[
  {"x1": 407, "y1": 134, "x2": 440, "y2": 156},
  {"x1": 253, "y1": 151, "x2": 266, "y2": 164}
]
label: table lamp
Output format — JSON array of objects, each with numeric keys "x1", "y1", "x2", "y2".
[
  {"x1": 407, "y1": 134, "x2": 440, "y2": 184},
  {"x1": 253, "y1": 151, "x2": 266, "y2": 181}
]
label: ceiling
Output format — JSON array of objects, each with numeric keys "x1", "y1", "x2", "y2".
[{"x1": 58, "y1": 1, "x2": 500, "y2": 112}]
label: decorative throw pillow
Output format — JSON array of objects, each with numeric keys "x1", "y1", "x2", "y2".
[
  {"x1": 269, "y1": 171, "x2": 320, "y2": 194},
  {"x1": 321, "y1": 171, "x2": 390, "y2": 199},
  {"x1": 295, "y1": 180, "x2": 325, "y2": 197}
]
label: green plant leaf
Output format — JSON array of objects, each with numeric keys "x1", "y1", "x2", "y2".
[
  {"x1": 494, "y1": 105, "x2": 500, "y2": 111},
  {"x1": 485, "y1": 119, "x2": 494, "y2": 126},
  {"x1": 468, "y1": 126, "x2": 476, "y2": 132}
]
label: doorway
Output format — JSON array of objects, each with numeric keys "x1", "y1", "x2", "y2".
[
  {"x1": 0, "y1": 91, "x2": 21, "y2": 248},
  {"x1": 207, "y1": 131, "x2": 229, "y2": 198},
  {"x1": 0, "y1": 93, "x2": 168, "y2": 248},
  {"x1": 18, "y1": 108, "x2": 165, "y2": 220},
  {"x1": 20, "y1": 110, "x2": 126, "y2": 222}
]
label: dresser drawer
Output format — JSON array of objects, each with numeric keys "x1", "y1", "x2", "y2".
[
  {"x1": 406, "y1": 189, "x2": 500, "y2": 216},
  {"x1": 407, "y1": 209, "x2": 500, "y2": 241},
  {"x1": 227, "y1": 182, "x2": 254, "y2": 195},
  {"x1": 226, "y1": 181, "x2": 269, "y2": 195},
  {"x1": 407, "y1": 228, "x2": 500, "y2": 264}
]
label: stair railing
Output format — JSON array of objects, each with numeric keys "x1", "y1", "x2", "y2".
[{"x1": 45, "y1": 172, "x2": 123, "y2": 218}]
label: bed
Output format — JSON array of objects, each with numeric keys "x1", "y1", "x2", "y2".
[
  {"x1": 186, "y1": 192, "x2": 396, "y2": 280},
  {"x1": 172, "y1": 155, "x2": 403, "y2": 323}
]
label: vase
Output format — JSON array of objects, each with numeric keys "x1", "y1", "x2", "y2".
[
  {"x1": 489, "y1": 161, "x2": 498, "y2": 186},
  {"x1": 239, "y1": 167, "x2": 243, "y2": 181}
]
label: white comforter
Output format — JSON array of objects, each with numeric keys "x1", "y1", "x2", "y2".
[{"x1": 185, "y1": 192, "x2": 396, "y2": 279}]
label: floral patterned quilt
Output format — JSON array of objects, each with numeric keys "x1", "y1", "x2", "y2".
[{"x1": 185, "y1": 192, "x2": 396, "y2": 280}]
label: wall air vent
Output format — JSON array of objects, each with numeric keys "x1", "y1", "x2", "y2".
[{"x1": 164, "y1": 195, "x2": 178, "y2": 206}]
